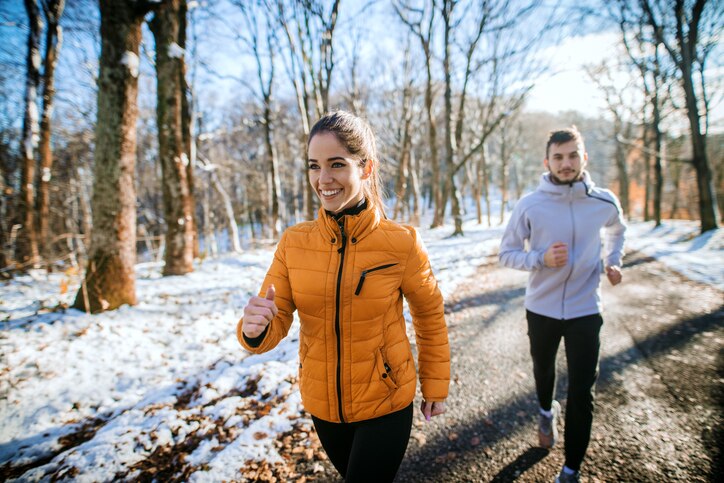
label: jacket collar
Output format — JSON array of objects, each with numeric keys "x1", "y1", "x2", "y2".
[
  {"x1": 317, "y1": 200, "x2": 381, "y2": 246},
  {"x1": 537, "y1": 171, "x2": 595, "y2": 199}
]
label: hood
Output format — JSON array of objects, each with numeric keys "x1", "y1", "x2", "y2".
[{"x1": 537, "y1": 170, "x2": 595, "y2": 199}]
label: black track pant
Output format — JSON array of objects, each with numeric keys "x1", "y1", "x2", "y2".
[
  {"x1": 311, "y1": 403, "x2": 413, "y2": 482},
  {"x1": 527, "y1": 310, "x2": 603, "y2": 471}
]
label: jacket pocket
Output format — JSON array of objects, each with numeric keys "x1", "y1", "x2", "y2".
[
  {"x1": 376, "y1": 348, "x2": 398, "y2": 390},
  {"x1": 355, "y1": 263, "x2": 399, "y2": 295}
]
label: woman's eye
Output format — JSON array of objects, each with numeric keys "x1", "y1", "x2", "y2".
[
  {"x1": 308, "y1": 163, "x2": 320, "y2": 170},
  {"x1": 332, "y1": 162, "x2": 345, "y2": 168}
]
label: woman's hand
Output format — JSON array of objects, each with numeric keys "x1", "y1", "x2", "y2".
[
  {"x1": 242, "y1": 285, "x2": 278, "y2": 338},
  {"x1": 420, "y1": 400, "x2": 446, "y2": 422}
]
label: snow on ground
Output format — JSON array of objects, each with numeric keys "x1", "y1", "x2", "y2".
[
  {"x1": 1, "y1": 217, "x2": 721, "y2": 481},
  {"x1": 625, "y1": 220, "x2": 724, "y2": 291}
]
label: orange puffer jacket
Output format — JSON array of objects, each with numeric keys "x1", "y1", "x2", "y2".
[{"x1": 237, "y1": 203, "x2": 450, "y2": 423}]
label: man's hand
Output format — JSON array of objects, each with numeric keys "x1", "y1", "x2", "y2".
[
  {"x1": 420, "y1": 400, "x2": 446, "y2": 422},
  {"x1": 242, "y1": 285, "x2": 278, "y2": 338},
  {"x1": 606, "y1": 265, "x2": 622, "y2": 286},
  {"x1": 544, "y1": 242, "x2": 568, "y2": 268}
]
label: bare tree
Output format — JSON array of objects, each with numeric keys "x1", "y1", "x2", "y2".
[
  {"x1": 394, "y1": 0, "x2": 441, "y2": 228},
  {"x1": 150, "y1": 0, "x2": 196, "y2": 275},
  {"x1": 73, "y1": 0, "x2": 159, "y2": 313},
  {"x1": 585, "y1": 61, "x2": 638, "y2": 219},
  {"x1": 17, "y1": 0, "x2": 42, "y2": 269},
  {"x1": 611, "y1": 0, "x2": 674, "y2": 225},
  {"x1": 443, "y1": 0, "x2": 542, "y2": 235},
  {"x1": 274, "y1": 0, "x2": 341, "y2": 221},
  {"x1": 641, "y1": 0, "x2": 719, "y2": 232},
  {"x1": 497, "y1": 114, "x2": 523, "y2": 224},
  {"x1": 392, "y1": 39, "x2": 416, "y2": 221},
  {"x1": 36, "y1": 0, "x2": 65, "y2": 259}
]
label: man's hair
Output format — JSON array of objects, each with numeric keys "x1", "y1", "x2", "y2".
[{"x1": 545, "y1": 125, "x2": 584, "y2": 158}]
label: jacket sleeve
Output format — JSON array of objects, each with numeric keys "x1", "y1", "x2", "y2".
[
  {"x1": 237, "y1": 231, "x2": 297, "y2": 353},
  {"x1": 499, "y1": 201, "x2": 545, "y2": 271},
  {"x1": 401, "y1": 227, "x2": 450, "y2": 402},
  {"x1": 603, "y1": 194, "x2": 627, "y2": 268}
]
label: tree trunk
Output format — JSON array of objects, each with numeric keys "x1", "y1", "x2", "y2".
[
  {"x1": 681, "y1": 62, "x2": 718, "y2": 232},
  {"x1": 500, "y1": 142, "x2": 509, "y2": 225},
  {"x1": 425, "y1": 49, "x2": 441, "y2": 228},
  {"x1": 72, "y1": 1, "x2": 152, "y2": 312},
  {"x1": 182, "y1": 14, "x2": 199, "y2": 259},
  {"x1": 202, "y1": 178, "x2": 218, "y2": 257},
  {"x1": 409, "y1": 149, "x2": 420, "y2": 225},
  {"x1": 210, "y1": 168, "x2": 241, "y2": 253},
  {"x1": 37, "y1": 0, "x2": 64, "y2": 260},
  {"x1": 393, "y1": 86, "x2": 413, "y2": 220},
  {"x1": 441, "y1": 0, "x2": 458, "y2": 234},
  {"x1": 17, "y1": 0, "x2": 42, "y2": 269},
  {"x1": 482, "y1": 142, "x2": 491, "y2": 226},
  {"x1": 0, "y1": 167, "x2": 8, "y2": 276},
  {"x1": 151, "y1": 0, "x2": 195, "y2": 276},
  {"x1": 669, "y1": 160, "x2": 682, "y2": 218},
  {"x1": 652, "y1": 89, "x2": 663, "y2": 227},
  {"x1": 474, "y1": 153, "x2": 482, "y2": 224},
  {"x1": 614, "y1": 118, "x2": 630, "y2": 218},
  {"x1": 263, "y1": 103, "x2": 282, "y2": 237},
  {"x1": 643, "y1": 124, "x2": 651, "y2": 221}
]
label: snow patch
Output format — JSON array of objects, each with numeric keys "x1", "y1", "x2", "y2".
[
  {"x1": 168, "y1": 42, "x2": 185, "y2": 59},
  {"x1": 120, "y1": 51, "x2": 139, "y2": 78}
]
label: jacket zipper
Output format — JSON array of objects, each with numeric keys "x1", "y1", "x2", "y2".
[
  {"x1": 334, "y1": 218, "x2": 347, "y2": 423},
  {"x1": 561, "y1": 186, "x2": 576, "y2": 319},
  {"x1": 354, "y1": 263, "x2": 398, "y2": 295}
]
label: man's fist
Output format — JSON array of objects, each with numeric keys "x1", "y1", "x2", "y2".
[
  {"x1": 544, "y1": 242, "x2": 568, "y2": 268},
  {"x1": 242, "y1": 284, "x2": 278, "y2": 338},
  {"x1": 606, "y1": 265, "x2": 622, "y2": 286}
]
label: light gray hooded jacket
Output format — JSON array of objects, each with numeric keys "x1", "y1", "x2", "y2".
[{"x1": 499, "y1": 171, "x2": 626, "y2": 320}]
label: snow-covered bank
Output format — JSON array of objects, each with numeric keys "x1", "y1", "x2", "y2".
[
  {"x1": 1, "y1": 218, "x2": 720, "y2": 481},
  {"x1": 625, "y1": 220, "x2": 724, "y2": 291}
]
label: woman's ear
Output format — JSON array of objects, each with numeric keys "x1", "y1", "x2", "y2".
[{"x1": 361, "y1": 160, "x2": 373, "y2": 179}]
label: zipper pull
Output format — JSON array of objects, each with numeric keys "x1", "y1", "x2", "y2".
[
  {"x1": 355, "y1": 271, "x2": 368, "y2": 295},
  {"x1": 337, "y1": 221, "x2": 346, "y2": 254}
]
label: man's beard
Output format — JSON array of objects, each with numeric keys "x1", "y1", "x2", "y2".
[{"x1": 548, "y1": 169, "x2": 581, "y2": 185}]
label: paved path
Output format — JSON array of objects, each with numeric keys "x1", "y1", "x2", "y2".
[{"x1": 388, "y1": 250, "x2": 723, "y2": 482}]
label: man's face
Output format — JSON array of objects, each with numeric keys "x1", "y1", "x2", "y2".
[{"x1": 544, "y1": 140, "x2": 587, "y2": 184}]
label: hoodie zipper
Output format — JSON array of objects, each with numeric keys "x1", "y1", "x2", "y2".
[
  {"x1": 334, "y1": 218, "x2": 347, "y2": 423},
  {"x1": 560, "y1": 185, "x2": 576, "y2": 319},
  {"x1": 355, "y1": 263, "x2": 398, "y2": 295}
]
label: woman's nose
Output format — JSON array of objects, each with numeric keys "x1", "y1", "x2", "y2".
[{"x1": 319, "y1": 167, "x2": 333, "y2": 183}]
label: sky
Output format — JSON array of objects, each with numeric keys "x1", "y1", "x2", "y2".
[
  {"x1": 1, "y1": 208, "x2": 722, "y2": 480},
  {"x1": 526, "y1": 31, "x2": 622, "y2": 115}
]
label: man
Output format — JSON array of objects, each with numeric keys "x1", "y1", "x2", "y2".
[{"x1": 499, "y1": 126, "x2": 626, "y2": 483}]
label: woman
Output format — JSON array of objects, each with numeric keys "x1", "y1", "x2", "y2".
[{"x1": 237, "y1": 110, "x2": 449, "y2": 482}]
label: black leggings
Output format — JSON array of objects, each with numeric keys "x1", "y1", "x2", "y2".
[
  {"x1": 527, "y1": 310, "x2": 603, "y2": 471},
  {"x1": 311, "y1": 403, "x2": 413, "y2": 483}
]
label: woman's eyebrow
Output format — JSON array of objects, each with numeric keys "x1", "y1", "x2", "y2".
[{"x1": 307, "y1": 156, "x2": 347, "y2": 163}]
